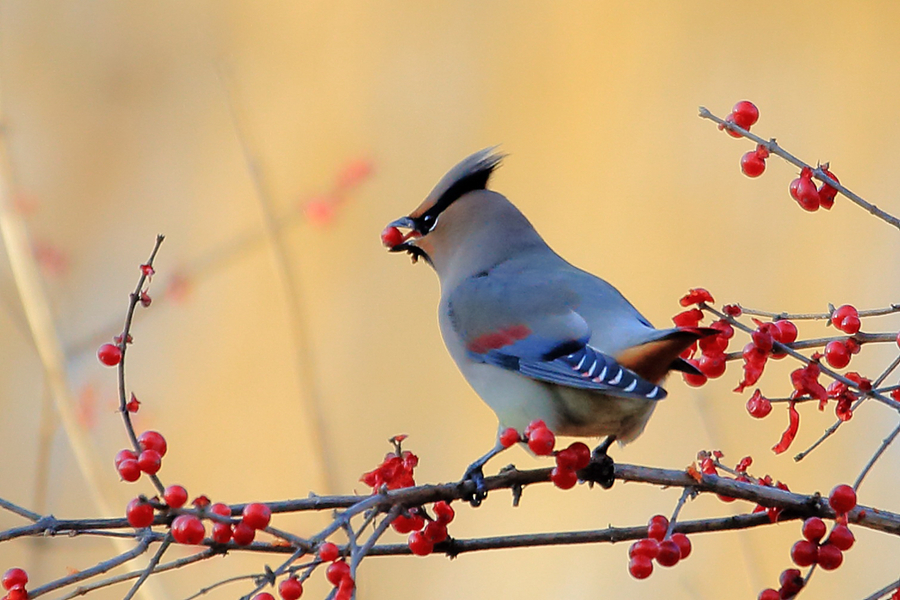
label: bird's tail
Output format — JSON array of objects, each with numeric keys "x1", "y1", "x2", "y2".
[{"x1": 615, "y1": 327, "x2": 718, "y2": 383}]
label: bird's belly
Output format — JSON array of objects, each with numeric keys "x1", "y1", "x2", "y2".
[{"x1": 460, "y1": 362, "x2": 656, "y2": 443}]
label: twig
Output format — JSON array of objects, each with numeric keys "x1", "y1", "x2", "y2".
[
  {"x1": 665, "y1": 487, "x2": 694, "y2": 538},
  {"x1": 27, "y1": 533, "x2": 153, "y2": 598},
  {"x1": 861, "y1": 577, "x2": 900, "y2": 600},
  {"x1": 0, "y1": 496, "x2": 41, "y2": 521},
  {"x1": 123, "y1": 536, "x2": 172, "y2": 600},
  {"x1": 737, "y1": 303, "x2": 900, "y2": 321},
  {"x1": 853, "y1": 420, "x2": 900, "y2": 491},
  {"x1": 53, "y1": 549, "x2": 218, "y2": 600},
  {"x1": 117, "y1": 234, "x2": 167, "y2": 497}
]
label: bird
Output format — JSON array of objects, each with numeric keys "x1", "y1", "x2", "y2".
[{"x1": 384, "y1": 148, "x2": 713, "y2": 501}]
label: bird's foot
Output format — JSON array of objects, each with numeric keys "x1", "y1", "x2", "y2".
[
  {"x1": 579, "y1": 447, "x2": 616, "y2": 489},
  {"x1": 460, "y1": 463, "x2": 489, "y2": 507}
]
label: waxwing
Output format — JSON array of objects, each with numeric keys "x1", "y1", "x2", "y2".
[{"x1": 384, "y1": 148, "x2": 712, "y2": 499}]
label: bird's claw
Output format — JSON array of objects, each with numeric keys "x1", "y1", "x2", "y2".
[
  {"x1": 460, "y1": 464, "x2": 489, "y2": 507},
  {"x1": 578, "y1": 449, "x2": 616, "y2": 489}
]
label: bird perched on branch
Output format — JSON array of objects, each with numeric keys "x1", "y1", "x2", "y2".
[{"x1": 383, "y1": 148, "x2": 713, "y2": 502}]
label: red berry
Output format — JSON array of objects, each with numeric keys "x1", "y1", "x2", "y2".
[
  {"x1": 732, "y1": 101, "x2": 760, "y2": 129},
  {"x1": 115, "y1": 449, "x2": 137, "y2": 468},
  {"x1": 758, "y1": 589, "x2": 780, "y2": 600},
  {"x1": 232, "y1": 521, "x2": 256, "y2": 545},
  {"x1": 252, "y1": 593, "x2": 274, "y2": 600},
  {"x1": 779, "y1": 568, "x2": 804, "y2": 597},
  {"x1": 98, "y1": 343, "x2": 122, "y2": 366},
  {"x1": 774, "y1": 320, "x2": 798, "y2": 344},
  {"x1": 279, "y1": 577, "x2": 304, "y2": 600},
  {"x1": 790, "y1": 539, "x2": 817, "y2": 567},
  {"x1": 499, "y1": 427, "x2": 520, "y2": 448},
  {"x1": 628, "y1": 555, "x2": 653, "y2": 579},
  {"x1": 817, "y1": 543, "x2": 843, "y2": 570},
  {"x1": 746, "y1": 390, "x2": 772, "y2": 419},
  {"x1": 527, "y1": 425, "x2": 555, "y2": 456},
  {"x1": 424, "y1": 521, "x2": 448, "y2": 543},
  {"x1": 656, "y1": 540, "x2": 681, "y2": 567},
  {"x1": 433, "y1": 501, "x2": 455, "y2": 524},
  {"x1": 832, "y1": 305, "x2": 860, "y2": 334},
  {"x1": 829, "y1": 484, "x2": 857, "y2": 514},
  {"x1": 722, "y1": 114, "x2": 744, "y2": 138},
  {"x1": 318, "y1": 541, "x2": 340, "y2": 562},
  {"x1": 670, "y1": 532, "x2": 691, "y2": 559},
  {"x1": 126, "y1": 497, "x2": 155, "y2": 528},
  {"x1": 741, "y1": 151, "x2": 766, "y2": 177},
  {"x1": 824, "y1": 340, "x2": 851, "y2": 369},
  {"x1": 391, "y1": 513, "x2": 424, "y2": 534},
  {"x1": 647, "y1": 515, "x2": 668, "y2": 542},
  {"x1": 212, "y1": 522, "x2": 232, "y2": 544},
  {"x1": 628, "y1": 538, "x2": 660, "y2": 560},
  {"x1": 550, "y1": 466, "x2": 578, "y2": 490},
  {"x1": 334, "y1": 576, "x2": 355, "y2": 600},
  {"x1": 242, "y1": 503, "x2": 272, "y2": 529},
  {"x1": 791, "y1": 170, "x2": 821, "y2": 211},
  {"x1": 6, "y1": 584, "x2": 26, "y2": 600},
  {"x1": 137, "y1": 449, "x2": 162, "y2": 475},
  {"x1": 801, "y1": 517, "x2": 826, "y2": 543},
  {"x1": 137, "y1": 431, "x2": 168, "y2": 457},
  {"x1": 557, "y1": 442, "x2": 591, "y2": 471},
  {"x1": 380, "y1": 226, "x2": 404, "y2": 248},
  {"x1": 896, "y1": 330, "x2": 900, "y2": 349},
  {"x1": 682, "y1": 360, "x2": 707, "y2": 387},
  {"x1": 818, "y1": 167, "x2": 840, "y2": 209},
  {"x1": 524, "y1": 419, "x2": 547, "y2": 437},
  {"x1": 117, "y1": 458, "x2": 141, "y2": 482},
  {"x1": 140, "y1": 263, "x2": 155, "y2": 277},
  {"x1": 2, "y1": 568, "x2": 28, "y2": 591},
  {"x1": 210, "y1": 502, "x2": 231, "y2": 517},
  {"x1": 698, "y1": 353, "x2": 726, "y2": 379},
  {"x1": 828, "y1": 523, "x2": 855, "y2": 550},
  {"x1": 164, "y1": 485, "x2": 188, "y2": 509},
  {"x1": 171, "y1": 514, "x2": 205, "y2": 545},
  {"x1": 407, "y1": 530, "x2": 434, "y2": 556}
]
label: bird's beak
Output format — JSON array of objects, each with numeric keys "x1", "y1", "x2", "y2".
[{"x1": 382, "y1": 216, "x2": 430, "y2": 264}]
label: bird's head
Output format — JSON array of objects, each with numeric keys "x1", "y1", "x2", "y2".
[{"x1": 382, "y1": 147, "x2": 507, "y2": 270}]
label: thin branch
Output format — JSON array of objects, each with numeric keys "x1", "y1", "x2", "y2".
[
  {"x1": 123, "y1": 536, "x2": 172, "y2": 600},
  {"x1": 862, "y1": 577, "x2": 900, "y2": 600},
  {"x1": 853, "y1": 421, "x2": 900, "y2": 491},
  {"x1": 117, "y1": 234, "x2": 167, "y2": 497},
  {"x1": 27, "y1": 533, "x2": 153, "y2": 598},
  {"x1": 737, "y1": 303, "x2": 900, "y2": 322},
  {"x1": 54, "y1": 549, "x2": 219, "y2": 600},
  {"x1": 0, "y1": 496, "x2": 41, "y2": 521}
]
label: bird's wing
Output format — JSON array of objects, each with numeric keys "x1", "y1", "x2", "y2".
[{"x1": 445, "y1": 269, "x2": 666, "y2": 401}]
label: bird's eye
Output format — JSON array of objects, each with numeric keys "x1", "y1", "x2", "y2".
[{"x1": 420, "y1": 214, "x2": 438, "y2": 233}]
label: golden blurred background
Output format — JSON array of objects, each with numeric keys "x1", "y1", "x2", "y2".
[{"x1": 0, "y1": 1, "x2": 898, "y2": 598}]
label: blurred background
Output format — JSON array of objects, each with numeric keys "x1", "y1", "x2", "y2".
[{"x1": 0, "y1": 1, "x2": 898, "y2": 598}]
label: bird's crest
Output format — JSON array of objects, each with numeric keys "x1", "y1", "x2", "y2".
[{"x1": 410, "y1": 147, "x2": 506, "y2": 221}]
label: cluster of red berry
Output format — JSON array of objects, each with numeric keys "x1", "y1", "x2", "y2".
[
  {"x1": 360, "y1": 437, "x2": 418, "y2": 492},
  {"x1": 734, "y1": 318, "x2": 798, "y2": 393},
  {"x1": 720, "y1": 100, "x2": 760, "y2": 138},
  {"x1": 722, "y1": 100, "x2": 842, "y2": 212},
  {"x1": 789, "y1": 166, "x2": 840, "y2": 212},
  {"x1": 115, "y1": 430, "x2": 167, "y2": 481},
  {"x1": 402, "y1": 501, "x2": 455, "y2": 556},
  {"x1": 125, "y1": 484, "x2": 272, "y2": 547},
  {"x1": 1, "y1": 569, "x2": 27, "y2": 600},
  {"x1": 674, "y1": 288, "x2": 734, "y2": 384},
  {"x1": 758, "y1": 485, "x2": 858, "y2": 599},
  {"x1": 697, "y1": 451, "x2": 792, "y2": 522},
  {"x1": 627, "y1": 514, "x2": 691, "y2": 579},
  {"x1": 359, "y1": 439, "x2": 456, "y2": 557},
  {"x1": 499, "y1": 420, "x2": 591, "y2": 489}
]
